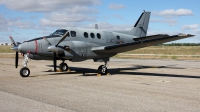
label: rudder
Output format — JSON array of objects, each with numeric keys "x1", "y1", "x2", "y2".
[{"x1": 130, "y1": 11, "x2": 151, "y2": 37}]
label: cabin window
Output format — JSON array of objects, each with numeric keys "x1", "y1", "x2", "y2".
[
  {"x1": 84, "y1": 32, "x2": 88, "y2": 38},
  {"x1": 90, "y1": 33, "x2": 95, "y2": 38},
  {"x1": 70, "y1": 31, "x2": 76, "y2": 37},
  {"x1": 116, "y1": 35, "x2": 120, "y2": 40},
  {"x1": 97, "y1": 33, "x2": 101, "y2": 39}
]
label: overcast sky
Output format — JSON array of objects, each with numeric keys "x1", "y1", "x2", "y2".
[{"x1": 0, "y1": 0, "x2": 199, "y2": 43}]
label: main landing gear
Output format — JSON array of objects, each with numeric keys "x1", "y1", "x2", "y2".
[
  {"x1": 59, "y1": 62, "x2": 68, "y2": 71},
  {"x1": 97, "y1": 62, "x2": 108, "y2": 75},
  {"x1": 20, "y1": 53, "x2": 30, "y2": 77}
]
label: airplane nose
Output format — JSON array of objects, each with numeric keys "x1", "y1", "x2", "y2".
[{"x1": 17, "y1": 43, "x2": 29, "y2": 53}]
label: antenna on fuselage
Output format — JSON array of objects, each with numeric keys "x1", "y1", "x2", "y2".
[{"x1": 95, "y1": 24, "x2": 98, "y2": 30}]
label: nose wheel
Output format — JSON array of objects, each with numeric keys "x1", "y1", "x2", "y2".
[
  {"x1": 19, "y1": 53, "x2": 30, "y2": 77},
  {"x1": 20, "y1": 67, "x2": 30, "y2": 77}
]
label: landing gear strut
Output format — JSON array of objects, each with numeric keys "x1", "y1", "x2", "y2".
[
  {"x1": 20, "y1": 53, "x2": 30, "y2": 77},
  {"x1": 98, "y1": 62, "x2": 108, "y2": 75}
]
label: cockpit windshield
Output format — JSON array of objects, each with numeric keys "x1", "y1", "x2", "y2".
[{"x1": 51, "y1": 29, "x2": 67, "y2": 36}]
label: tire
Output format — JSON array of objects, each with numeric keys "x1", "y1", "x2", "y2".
[
  {"x1": 98, "y1": 65, "x2": 107, "y2": 75},
  {"x1": 59, "y1": 63, "x2": 68, "y2": 71},
  {"x1": 20, "y1": 67, "x2": 30, "y2": 77}
]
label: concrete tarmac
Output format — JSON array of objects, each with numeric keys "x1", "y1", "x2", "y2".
[{"x1": 0, "y1": 58, "x2": 200, "y2": 112}]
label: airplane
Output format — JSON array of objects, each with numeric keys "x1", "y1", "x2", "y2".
[{"x1": 10, "y1": 11, "x2": 194, "y2": 77}]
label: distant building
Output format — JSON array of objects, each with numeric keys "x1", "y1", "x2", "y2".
[{"x1": 0, "y1": 43, "x2": 12, "y2": 46}]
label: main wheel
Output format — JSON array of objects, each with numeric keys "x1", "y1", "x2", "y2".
[
  {"x1": 59, "y1": 63, "x2": 68, "y2": 71},
  {"x1": 98, "y1": 65, "x2": 107, "y2": 75},
  {"x1": 20, "y1": 67, "x2": 30, "y2": 77}
]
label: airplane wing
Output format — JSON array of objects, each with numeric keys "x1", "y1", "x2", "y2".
[{"x1": 92, "y1": 34, "x2": 194, "y2": 54}]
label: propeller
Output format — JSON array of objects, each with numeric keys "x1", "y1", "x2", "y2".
[
  {"x1": 43, "y1": 31, "x2": 69, "y2": 72},
  {"x1": 56, "y1": 31, "x2": 69, "y2": 47},
  {"x1": 15, "y1": 52, "x2": 18, "y2": 68},
  {"x1": 53, "y1": 52, "x2": 57, "y2": 72},
  {"x1": 10, "y1": 36, "x2": 19, "y2": 68}
]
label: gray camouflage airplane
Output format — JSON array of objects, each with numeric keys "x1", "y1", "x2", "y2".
[{"x1": 10, "y1": 11, "x2": 194, "y2": 77}]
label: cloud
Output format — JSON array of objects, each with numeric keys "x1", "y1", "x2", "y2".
[
  {"x1": 37, "y1": 3, "x2": 99, "y2": 28},
  {"x1": 40, "y1": 18, "x2": 81, "y2": 28},
  {"x1": 195, "y1": 29, "x2": 200, "y2": 34},
  {"x1": 150, "y1": 18, "x2": 177, "y2": 26},
  {"x1": 0, "y1": 27, "x2": 12, "y2": 32},
  {"x1": 0, "y1": 1, "x2": 100, "y2": 29},
  {"x1": 0, "y1": 0, "x2": 101, "y2": 12},
  {"x1": 182, "y1": 24, "x2": 199, "y2": 30},
  {"x1": 112, "y1": 14, "x2": 124, "y2": 20},
  {"x1": 64, "y1": 6, "x2": 98, "y2": 14},
  {"x1": 153, "y1": 9, "x2": 194, "y2": 17},
  {"x1": 108, "y1": 3, "x2": 125, "y2": 10},
  {"x1": 0, "y1": 14, "x2": 36, "y2": 31},
  {"x1": 181, "y1": 24, "x2": 200, "y2": 42},
  {"x1": 38, "y1": 30, "x2": 52, "y2": 35},
  {"x1": 40, "y1": 11, "x2": 97, "y2": 28},
  {"x1": 83, "y1": 22, "x2": 132, "y2": 30},
  {"x1": 0, "y1": 15, "x2": 7, "y2": 25},
  {"x1": 44, "y1": 12, "x2": 96, "y2": 22},
  {"x1": 8, "y1": 21, "x2": 35, "y2": 29}
]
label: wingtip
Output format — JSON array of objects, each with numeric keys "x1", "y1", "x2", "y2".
[
  {"x1": 178, "y1": 33, "x2": 195, "y2": 37},
  {"x1": 187, "y1": 34, "x2": 195, "y2": 37}
]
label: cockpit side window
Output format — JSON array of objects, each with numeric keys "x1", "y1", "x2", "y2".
[
  {"x1": 70, "y1": 31, "x2": 76, "y2": 37},
  {"x1": 51, "y1": 29, "x2": 67, "y2": 36}
]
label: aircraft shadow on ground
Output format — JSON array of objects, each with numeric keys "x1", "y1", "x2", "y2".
[{"x1": 40, "y1": 65, "x2": 200, "y2": 79}]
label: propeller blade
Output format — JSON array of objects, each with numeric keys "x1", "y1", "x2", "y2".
[
  {"x1": 15, "y1": 52, "x2": 18, "y2": 68},
  {"x1": 56, "y1": 31, "x2": 69, "y2": 46},
  {"x1": 53, "y1": 52, "x2": 57, "y2": 72},
  {"x1": 43, "y1": 37, "x2": 51, "y2": 45},
  {"x1": 10, "y1": 36, "x2": 17, "y2": 46}
]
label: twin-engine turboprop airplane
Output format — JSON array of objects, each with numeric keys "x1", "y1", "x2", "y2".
[{"x1": 10, "y1": 11, "x2": 194, "y2": 77}]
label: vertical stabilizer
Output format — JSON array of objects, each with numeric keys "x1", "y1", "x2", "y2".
[
  {"x1": 131, "y1": 11, "x2": 151, "y2": 37},
  {"x1": 116, "y1": 11, "x2": 151, "y2": 37}
]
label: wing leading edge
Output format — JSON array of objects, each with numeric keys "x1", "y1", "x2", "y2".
[{"x1": 92, "y1": 34, "x2": 195, "y2": 54}]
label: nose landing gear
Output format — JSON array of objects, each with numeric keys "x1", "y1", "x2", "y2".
[{"x1": 20, "y1": 53, "x2": 30, "y2": 77}]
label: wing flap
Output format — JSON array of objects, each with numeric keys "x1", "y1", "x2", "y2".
[{"x1": 92, "y1": 34, "x2": 194, "y2": 54}]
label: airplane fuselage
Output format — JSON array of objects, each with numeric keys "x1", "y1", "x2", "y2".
[
  {"x1": 10, "y1": 11, "x2": 194, "y2": 77},
  {"x1": 18, "y1": 27, "x2": 135, "y2": 62}
]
